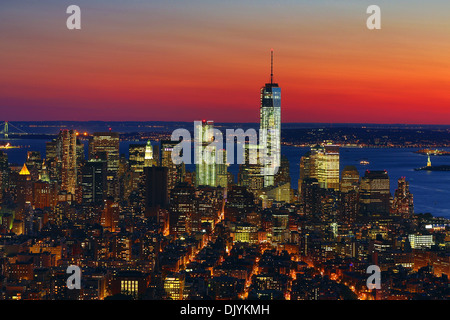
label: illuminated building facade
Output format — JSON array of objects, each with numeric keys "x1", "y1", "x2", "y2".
[
  {"x1": 89, "y1": 132, "x2": 120, "y2": 198},
  {"x1": 300, "y1": 143, "x2": 340, "y2": 191},
  {"x1": 111, "y1": 271, "x2": 150, "y2": 299},
  {"x1": 57, "y1": 129, "x2": 78, "y2": 196},
  {"x1": 33, "y1": 180, "x2": 56, "y2": 209},
  {"x1": 340, "y1": 165, "x2": 360, "y2": 193},
  {"x1": 359, "y1": 170, "x2": 391, "y2": 218},
  {"x1": 238, "y1": 144, "x2": 264, "y2": 195},
  {"x1": 392, "y1": 177, "x2": 414, "y2": 218},
  {"x1": 216, "y1": 149, "x2": 228, "y2": 188},
  {"x1": 161, "y1": 140, "x2": 185, "y2": 193},
  {"x1": 164, "y1": 273, "x2": 185, "y2": 300},
  {"x1": 0, "y1": 151, "x2": 9, "y2": 197},
  {"x1": 144, "y1": 140, "x2": 155, "y2": 167},
  {"x1": 408, "y1": 234, "x2": 434, "y2": 249},
  {"x1": 101, "y1": 199, "x2": 119, "y2": 233},
  {"x1": 259, "y1": 50, "x2": 281, "y2": 187},
  {"x1": 169, "y1": 182, "x2": 196, "y2": 236},
  {"x1": 81, "y1": 159, "x2": 107, "y2": 206},
  {"x1": 195, "y1": 120, "x2": 217, "y2": 187},
  {"x1": 128, "y1": 144, "x2": 146, "y2": 173}
]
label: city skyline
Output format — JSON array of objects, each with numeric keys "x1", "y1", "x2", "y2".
[
  {"x1": 0, "y1": 0, "x2": 449, "y2": 304},
  {"x1": 1, "y1": 1, "x2": 450, "y2": 124}
]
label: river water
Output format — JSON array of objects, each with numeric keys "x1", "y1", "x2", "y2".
[{"x1": 3, "y1": 137, "x2": 450, "y2": 219}]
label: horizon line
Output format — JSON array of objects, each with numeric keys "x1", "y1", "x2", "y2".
[{"x1": 2, "y1": 120, "x2": 450, "y2": 127}]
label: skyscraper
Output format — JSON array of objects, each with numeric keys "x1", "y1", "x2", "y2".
[
  {"x1": 89, "y1": 132, "x2": 120, "y2": 198},
  {"x1": 0, "y1": 151, "x2": 9, "y2": 195},
  {"x1": 195, "y1": 120, "x2": 217, "y2": 187},
  {"x1": 299, "y1": 143, "x2": 340, "y2": 191},
  {"x1": 16, "y1": 163, "x2": 33, "y2": 209},
  {"x1": 161, "y1": 140, "x2": 185, "y2": 192},
  {"x1": 129, "y1": 143, "x2": 146, "y2": 174},
  {"x1": 359, "y1": 170, "x2": 391, "y2": 219},
  {"x1": 224, "y1": 186, "x2": 255, "y2": 222},
  {"x1": 392, "y1": 177, "x2": 414, "y2": 218},
  {"x1": 144, "y1": 166, "x2": 168, "y2": 218},
  {"x1": 216, "y1": 149, "x2": 229, "y2": 188},
  {"x1": 238, "y1": 144, "x2": 264, "y2": 194},
  {"x1": 81, "y1": 159, "x2": 107, "y2": 206},
  {"x1": 169, "y1": 182, "x2": 196, "y2": 236},
  {"x1": 340, "y1": 165, "x2": 360, "y2": 193},
  {"x1": 57, "y1": 129, "x2": 78, "y2": 196},
  {"x1": 101, "y1": 199, "x2": 120, "y2": 233},
  {"x1": 259, "y1": 49, "x2": 281, "y2": 187},
  {"x1": 144, "y1": 140, "x2": 155, "y2": 167}
]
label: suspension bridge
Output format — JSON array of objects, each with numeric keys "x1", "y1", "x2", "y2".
[{"x1": 0, "y1": 121, "x2": 28, "y2": 139}]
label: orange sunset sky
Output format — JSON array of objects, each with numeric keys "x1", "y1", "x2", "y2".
[{"x1": 0, "y1": 0, "x2": 449, "y2": 124}]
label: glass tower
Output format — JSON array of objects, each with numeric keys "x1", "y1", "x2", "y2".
[
  {"x1": 259, "y1": 50, "x2": 281, "y2": 187},
  {"x1": 195, "y1": 120, "x2": 217, "y2": 187}
]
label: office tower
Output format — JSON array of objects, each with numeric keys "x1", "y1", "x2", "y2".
[
  {"x1": 272, "y1": 209, "x2": 290, "y2": 243},
  {"x1": 16, "y1": 163, "x2": 33, "y2": 209},
  {"x1": 118, "y1": 154, "x2": 134, "y2": 204},
  {"x1": 169, "y1": 182, "x2": 196, "y2": 236},
  {"x1": 238, "y1": 144, "x2": 264, "y2": 194},
  {"x1": 129, "y1": 143, "x2": 146, "y2": 173},
  {"x1": 39, "y1": 160, "x2": 50, "y2": 182},
  {"x1": 299, "y1": 151, "x2": 311, "y2": 180},
  {"x1": 299, "y1": 143, "x2": 340, "y2": 191},
  {"x1": 301, "y1": 178, "x2": 321, "y2": 217},
  {"x1": 111, "y1": 271, "x2": 149, "y2": 300},
  {"x1": 216, "y1": 149, "x2": 229, "y2": 188},
  {"x1": 392, "y1": 177, "x2": 414, "y2": 218},
  {"x1": 339, "y1": 190, "x2": 358, "y2": 226},
  {"x1": 101, "y1": 199, "x2": 120, "y2": 233},
  {"x1": 128, "y1": 143, "x2": 147, "y2": 196},
  {"x1": 224, "y1": 186, "x2": 255, "y2": 222},
  {"x1": 45, "y1": 140, "x2": 58, "y2": 182},
  {"x1": 57, "y1": 129, "x2": 78, "y2": 196},
  {"x1": 164, "y1": 273, "x2": 185, "y2": 300},
  {"x1": 25, "y1": 151, "x2": 41, "y2": 181},
  {"x1": 144, "y1": 140, "x2": 155, "y2": 167},
  {"x1": 319, "y1": 190, "x2": 339, "y2": 223},
  {"x1": 265, "y1": 182, "x2": 292, "y2": 204},
  {"x1": 81, "y1": 159, "x2": 107, "y2": 206},
  {"x1": 112, "y1": 233, "x2": 132, "y2": 261},
  {"x1": 0, "y1": 151, "x2": 9, "y2": 195},
  {"x1": 340, "y1": 165, "x2": 360, "y2": 193},
  {"x1": 259, "y1": 50, "x2": 281, "y2": 187},
  {"x1": 76, "y1": 141, "x2": 85, "y2": 192},
  {"x1": 359, "y1": 170, "x2": 391, "y2": 218},
  {"x1": 46, "y1": 140, "x2": 57, "y2": 159},
  {"x1": 129, "y1": 140, "x2": 156, "y2": 172},
  {"x1": 89, "y1": 132, "x2": 120, "y2": 171},
  {"x1": 195, "y1": 120, "x2": 217, "y2": 187},
  {"x1": 408, "y1": 234, "x2": 434, "y2": 249},
  {"x1": 322, "y1": 144, "x2": 340, "y2": 190},
  {"x1": 274, "y1": 155, "x2": 290, "y2": 186},
  {"x1": 89, "y1": 132, "x2": 120, "y2": 198},
  {"x1": 161, "y1": 140, "x2": 185, "y2": 193},
  {"x1": 143, "y1": 166, "x2": 168, "y2": 218},
  {"x1": 33, "y1": 181, "x2": 56, "y2": 210}
]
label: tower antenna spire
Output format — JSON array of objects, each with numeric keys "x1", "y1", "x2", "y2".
[{"x1": 270, "y1": 48, "x2": 274, "y2": 84}]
